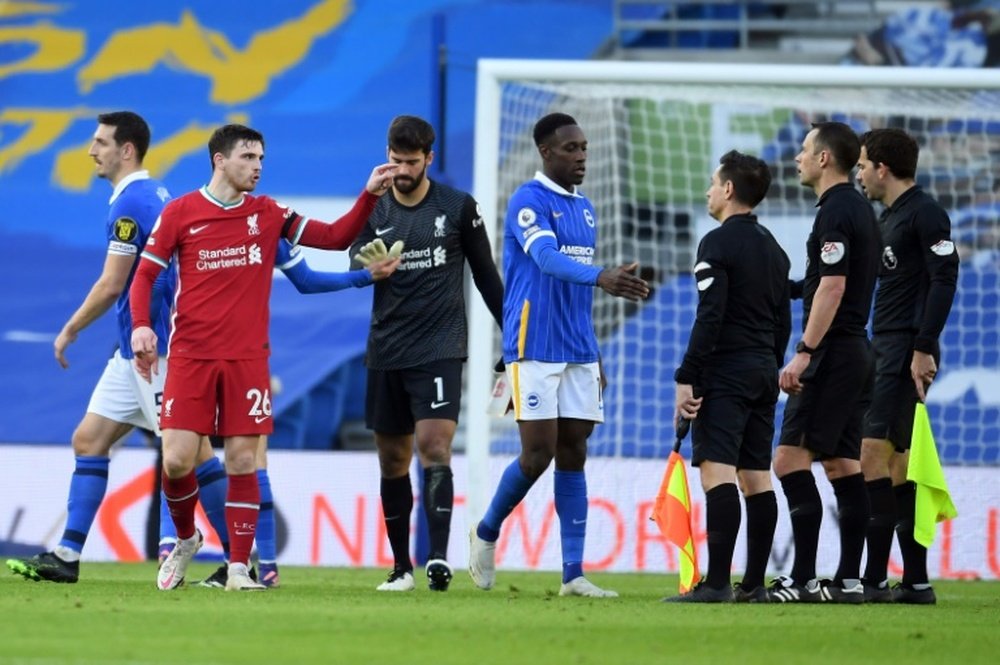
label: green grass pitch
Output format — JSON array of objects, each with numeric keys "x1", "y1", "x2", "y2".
[{"x1": 1, "y1": 564, "x2": 998, "y2": 665}]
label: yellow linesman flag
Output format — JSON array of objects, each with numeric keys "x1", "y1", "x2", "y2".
[
  {"x1": 652, "y1": 450, "x2": 701, "y2": 593},
  {"x1": 907, "y1": 403, "x2": 958, "y2": 548}
]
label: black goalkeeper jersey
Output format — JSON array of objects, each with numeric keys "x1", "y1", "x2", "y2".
[
  {"x1": 351, "y1": 180, "x2": 504, "y2": 370},
  {"x1": 802, "y1": 183, "x2": 880, "y2": 339},
  {"x1": 871, "y1": 185, "x2": 959, "y2": 354}
]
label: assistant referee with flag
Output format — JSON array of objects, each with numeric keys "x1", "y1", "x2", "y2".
[
  {"x1": 665, "y1": 150, "x2": 791, "y2": 603},
  {"x1": 855, "y1": 128, "x2": 959, "y2": 604}
]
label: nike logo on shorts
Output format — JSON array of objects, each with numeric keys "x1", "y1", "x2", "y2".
[
  {"x1": 254, "y1": 416, "x2": 270, "y2": 424},
  {"x1": 430, "y1": 400, "x2": 450, "y2": 409}
]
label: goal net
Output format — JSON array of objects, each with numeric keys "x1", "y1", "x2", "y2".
[{"x1": 464, "y1": 60, "x2": 1000, "y2": 578}]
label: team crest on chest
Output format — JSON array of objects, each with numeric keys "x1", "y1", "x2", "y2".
[
  {"x1": 247, "y1": 213, "x2": 260, "y2": 236},
  {"x1": 434, "y1": 214, "x2": 447, "y2": 237},
  {"x1": 583, "y1": 209, "x2": 595, "y2": 228}
]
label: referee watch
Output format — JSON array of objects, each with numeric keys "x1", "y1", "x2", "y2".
[{"x1": 795, "y1": 340, "x2": 816, "y2": 355}]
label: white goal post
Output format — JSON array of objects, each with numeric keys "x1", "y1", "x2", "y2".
[{"x1": 465, "y1": 59, "x2": 1000, "y2": 548}]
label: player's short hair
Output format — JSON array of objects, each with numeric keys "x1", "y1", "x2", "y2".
[
  {"x1": 387, "y1": 115, "x2": 435, "y2": 155},
  {"x1": 207, "y1": 124, "x2": 265, "y2": 168},
  {"x1": 533, "y1": 113, "x2": 578, "y2": 146},
  {"x1": 859, "y1": 128, "x2": 919, "y2": 180},
  {"x1": 97, "y1": 111, "x2": 151, "y2": 162},
  {"x1": 718, "y1": 150, "x2": 772, "y2": 207},
  {"x1": 810, "y1": 121, "x2": 860, "y2": 176}
]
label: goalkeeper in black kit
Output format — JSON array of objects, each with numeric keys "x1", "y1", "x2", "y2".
[
  {"x1": 350, "y1": 115, "x2": 504, "y2": 592},
  {"x1": 664, "y1": 150, "x2": 791, "y2": 603},
  {"x1": 855, "y1": 128, "x2": 959, "y2": 605}
]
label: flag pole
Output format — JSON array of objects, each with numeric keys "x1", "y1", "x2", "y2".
[{"x1": 674, "y1": 417, "x2": 691, "y2": 453}]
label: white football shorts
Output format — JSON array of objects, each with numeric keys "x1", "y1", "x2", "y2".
[
  {"x1": 509, "y1": 360, "x2": 604, "y2": 423},
  {"x1": 86, "y1": 350, "x2": 167, "y2": 435}
]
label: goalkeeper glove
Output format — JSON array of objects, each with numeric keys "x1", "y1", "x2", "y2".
[{"x1": 355, "y1": 238, "x2": 404, "y2": 266}]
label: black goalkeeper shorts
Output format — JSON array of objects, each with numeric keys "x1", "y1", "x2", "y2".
[{"x1": 365, "y1": 358, "x2": 464, "y2": 435}]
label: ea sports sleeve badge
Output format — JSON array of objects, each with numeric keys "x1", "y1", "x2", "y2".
[
  {"x1": 930, "y1": 239, "x2": 955, "y2": 256},
  {"x1": 820, "y1": 241, "x2": 845, "y2": 265}
]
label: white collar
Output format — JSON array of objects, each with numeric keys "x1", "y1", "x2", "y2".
[
  {"x1": 109, "y1": 170, "x2": 150, "y2": 204},
  {"x1": 533, "y1": 171, "x2": 582, "y2": 198}
]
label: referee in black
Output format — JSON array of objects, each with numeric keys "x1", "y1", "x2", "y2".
[
  {"x1": 665, "y1": 150, "x2": 791, "y2": 603},
  {"x1": 351, "y1": 115, "x2": 504, "y2": 592},
  {"x1": 856, "y1": 128, "x2": 959, "y2": 605},
  {"x1": 768, "y1": 121, "x2": 880, "y2": 604}
]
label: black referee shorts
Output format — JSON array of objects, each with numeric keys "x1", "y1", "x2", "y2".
[
  {"x1": 365, "y1": 358, "x2": 464, "y2": 435},
  {"x1": 863, "y1": 332, "x2": 937, "y2": 451},
  {"x1": 779, "y1": 335, "x2": 874, "y2": 460},
  {"x1": 691, "y1": 355, "x2": 778, "y2": 471}
]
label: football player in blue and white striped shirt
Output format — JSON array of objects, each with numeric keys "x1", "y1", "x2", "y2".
[{"x1": 469, "y1": 113, "x2": 649, "y2": 597}]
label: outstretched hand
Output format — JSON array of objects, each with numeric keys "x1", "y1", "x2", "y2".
[
  {"x1": 365, "y1": 163, "x2": 398, "y2": 195},
  {"x1": 597, "y1": 262, "x2": 649, "y2": 301}
]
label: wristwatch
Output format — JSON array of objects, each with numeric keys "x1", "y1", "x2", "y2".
[{"x1": 795, "y1": 340, "x2": 816, "y2": 355}]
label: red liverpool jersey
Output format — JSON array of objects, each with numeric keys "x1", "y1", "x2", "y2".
[{"x1": 131, "y1": 186, "x2": 376, "y2": 360}]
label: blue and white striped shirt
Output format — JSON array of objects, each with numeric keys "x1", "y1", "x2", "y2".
[{"x1": 502, "y1": 172, "x2": 601, "y2": 363}]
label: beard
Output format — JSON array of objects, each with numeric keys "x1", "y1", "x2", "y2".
[{"x1": 393, "y1": 167, "x2": 426, "y2": 195}]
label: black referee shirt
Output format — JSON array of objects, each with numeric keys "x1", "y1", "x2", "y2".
[
  {"x1": 871, "y1": 185, "x2": 959, "y2": 354},
  {"x1": 351, "y1": 180, "x2": 504, "y2": 370},
  {"x1": 802, "y1": 182, "x2": 880, "y2": 339},
  {"x1": 675, "y1": 213, "x2": 792, "y2": 385}
]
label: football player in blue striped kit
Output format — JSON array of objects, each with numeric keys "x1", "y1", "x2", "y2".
[
  {"x1": 6, "y1": 111, "x2": 185, "y2": 583},
  {"x1": 469, "y1": 113, "x2": 650, "y2": 597}
]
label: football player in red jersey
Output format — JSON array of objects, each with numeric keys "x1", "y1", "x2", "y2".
[{"x1": 130, "y1": 124, "x2": 396, "y2": 591}]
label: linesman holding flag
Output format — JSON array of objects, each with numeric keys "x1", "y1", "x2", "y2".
[
  {"x1": 856, "y1": 128, "x2": 959, "y2": 604},
  {"x1": 663, "y1": 150, "x2": 791, "y2": 603}
]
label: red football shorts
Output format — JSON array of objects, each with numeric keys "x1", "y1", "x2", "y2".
[{"x1": 161, "y1": 356, "x2": 274, "y2": 436}]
